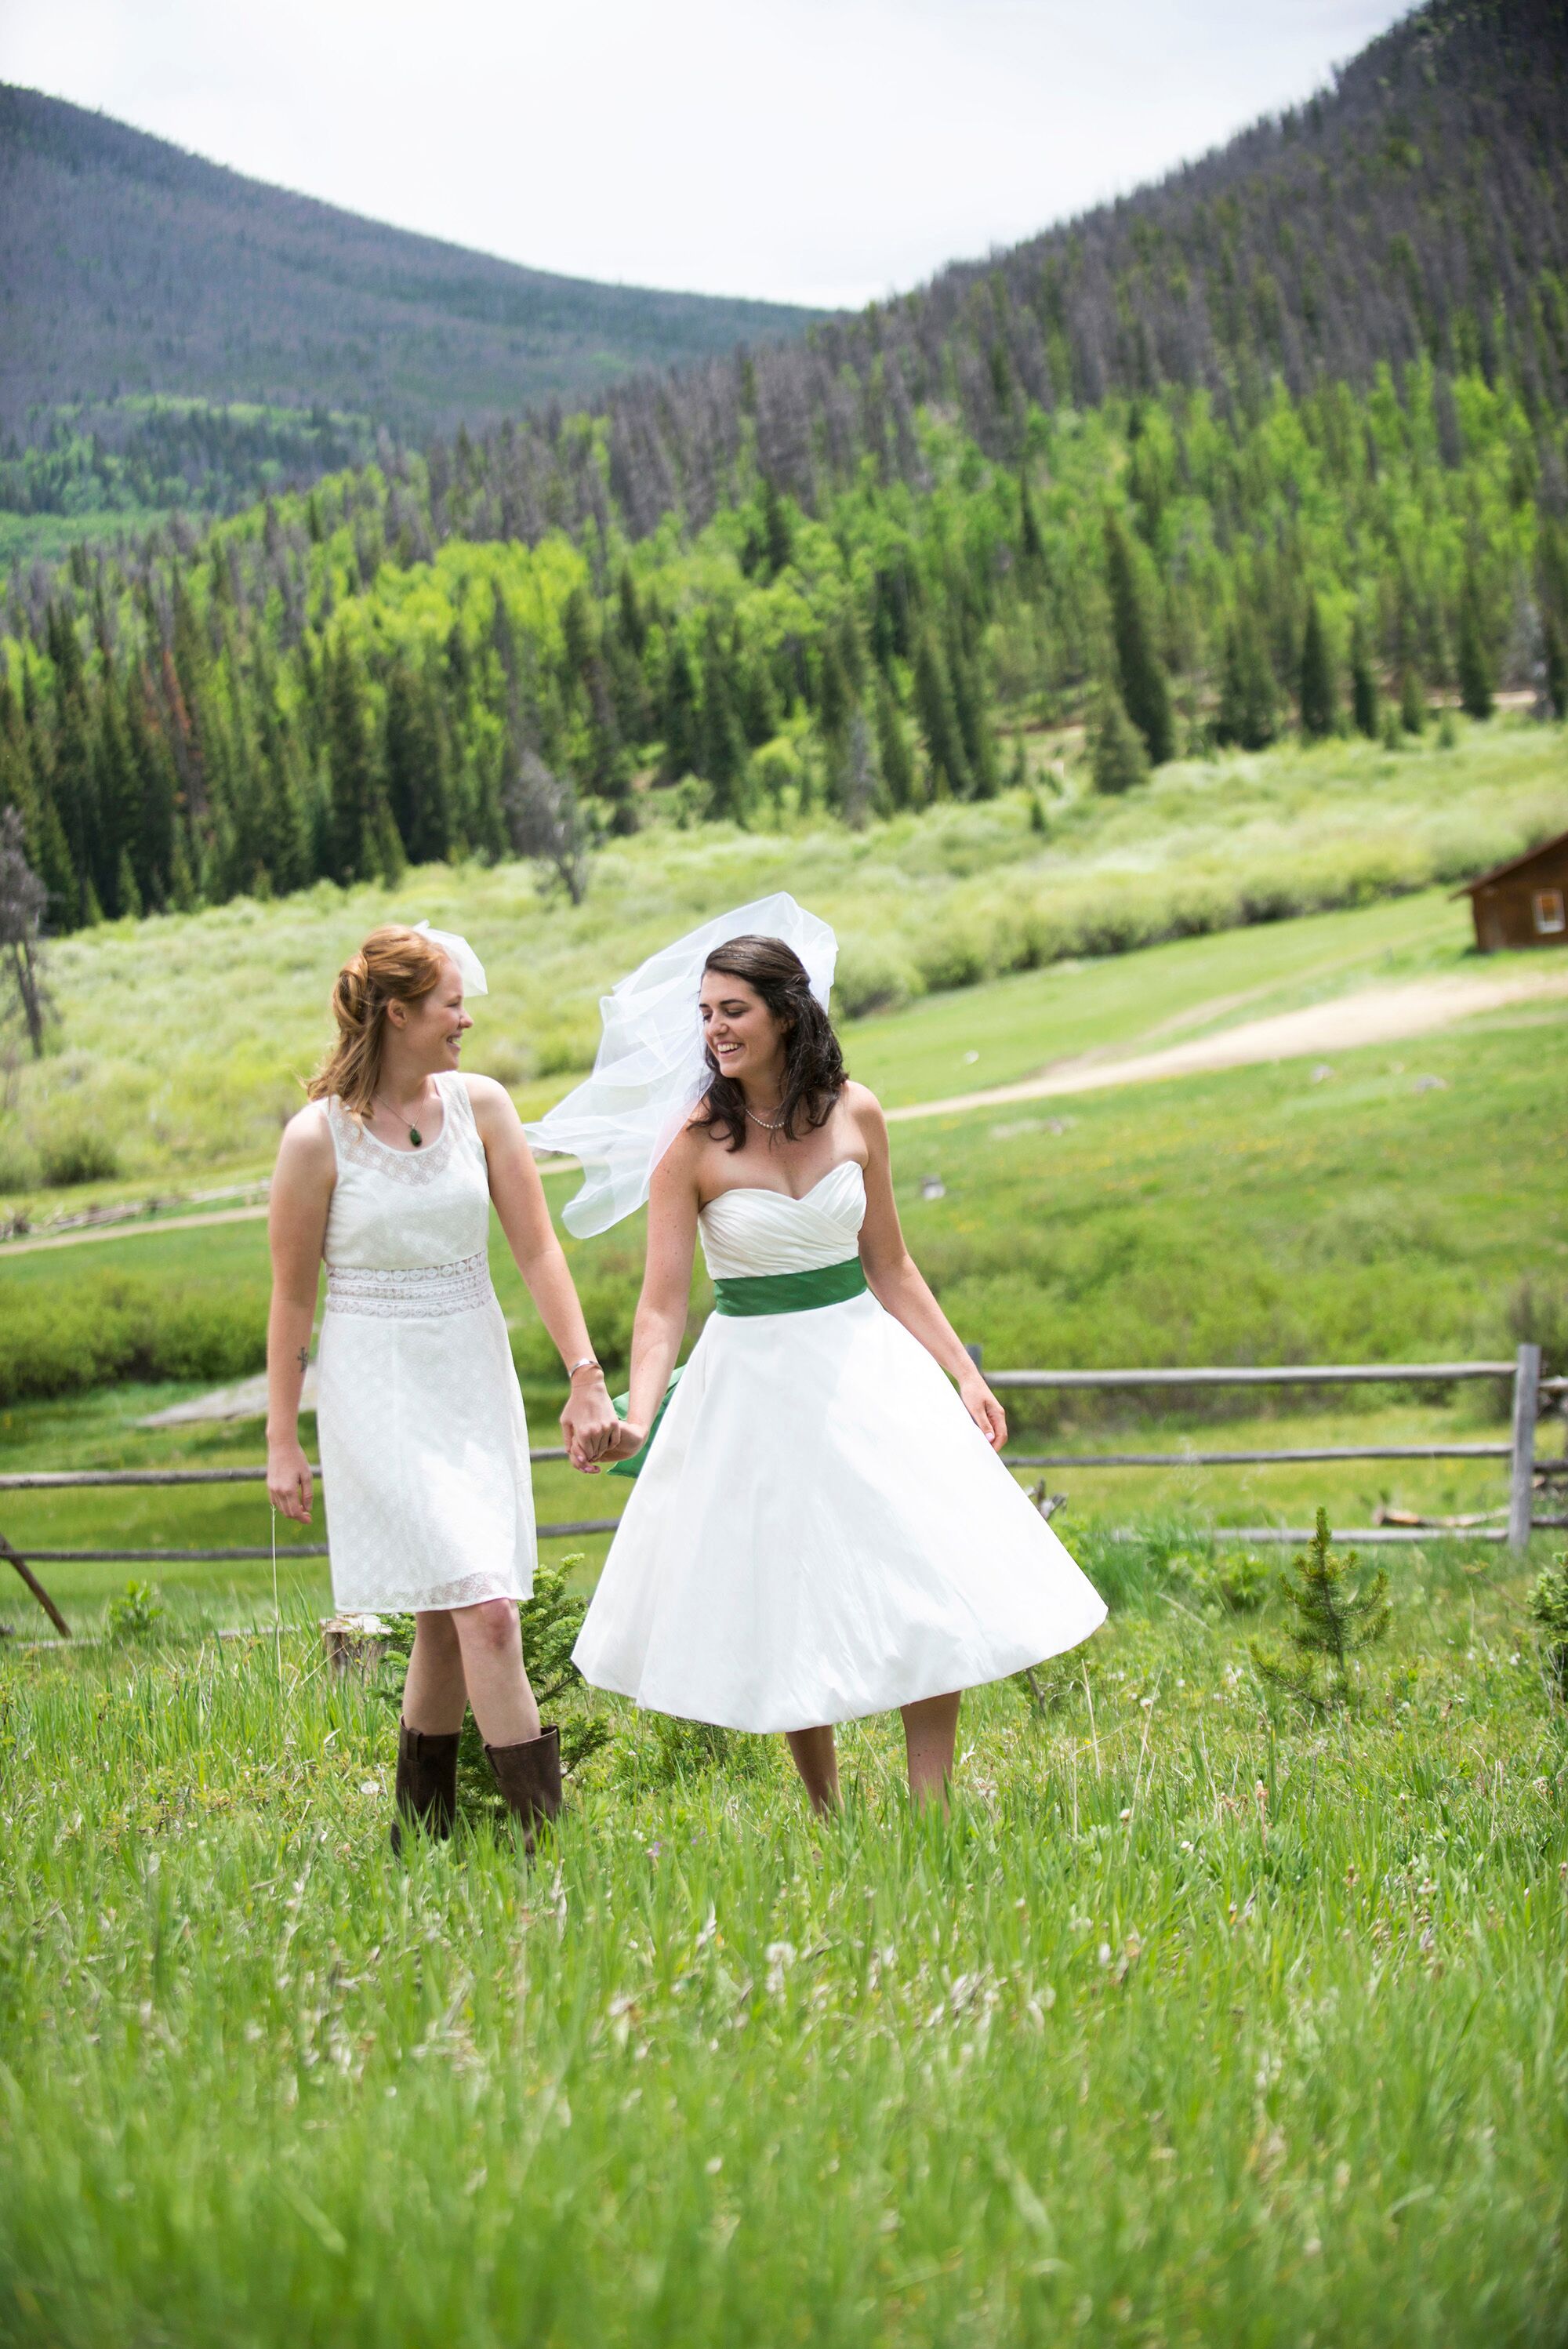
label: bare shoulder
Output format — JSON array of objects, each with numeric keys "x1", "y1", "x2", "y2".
[
  {"x1": 459, "y1": 1072, "x2": 519, "y2": 1126},
  {"x1": 842, "y1": 1080, "x2": 888, "y2": 1139},
  {"x1": 275, "y1": 1099, "x2": 335, "y2": 1183},
  {"x1": 459, "y1": 1072, "x2": 510, "y2": 1109},
  {"x1": 659, "y1": 1118, "x2": 713, "y2": 1186}
]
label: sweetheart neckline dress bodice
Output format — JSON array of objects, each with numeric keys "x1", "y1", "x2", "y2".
[
  {"x1": 314, "y1": 1072, "x2": 535, "y2": 1614},
  {"x1": 573, "y1": 1159, "x2": 1105, "y2": 1732}
]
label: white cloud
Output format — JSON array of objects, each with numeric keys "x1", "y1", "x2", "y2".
[{"x1": 2, "y1": 0, "x2": 1410, "y2": 307}]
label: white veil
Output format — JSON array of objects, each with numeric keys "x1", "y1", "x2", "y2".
[{"x1": 525, "y1": 892, "x2": 838, "y2": 1236}]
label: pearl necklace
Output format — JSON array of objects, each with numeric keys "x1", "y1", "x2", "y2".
[{"x1": 745, "y1": 1104, "x2": 786, "y2": 1132}]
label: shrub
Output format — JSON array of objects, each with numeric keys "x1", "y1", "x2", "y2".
[
  {"x1": 0, "y1": 1274, "x2": 268, "y2": 1405},
  {"x1": 39, "y1": 1125, "x2": 121, "y2": 1186},
  {"x1": 1526, "y1": 1553, "x2": 1568, "y2": 1699},
  {"x1": 106, "y1": 1581, "x2": 166, "y2": 1642},
  {"x1": 833, "y1": 937, "x2": 921, "y2": 1018},
  {"x1": 0, "y1": 1125, "x2": 40, "y2": 1192}
]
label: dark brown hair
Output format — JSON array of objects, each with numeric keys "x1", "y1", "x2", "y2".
[{"x1": 693, "y1": 934, "x2": 846, "y2": 1152}]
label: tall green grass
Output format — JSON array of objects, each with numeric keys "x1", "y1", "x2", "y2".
[{"x1": 2, "y1": 1535, "x2": 1563, "y2": 2347}]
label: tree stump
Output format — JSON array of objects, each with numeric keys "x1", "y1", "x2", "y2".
[{"x1": 319, "y1": 1613, "x2": 392, "y2": 1678}]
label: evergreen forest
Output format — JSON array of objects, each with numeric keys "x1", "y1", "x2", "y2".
[{"x1": 2, "y1": 0, "x2": 1566, "y2": 930}]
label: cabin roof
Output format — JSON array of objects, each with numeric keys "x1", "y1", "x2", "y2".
[{"x1": 1451, "y1": 828, "x2": 1568, "y2": 899}]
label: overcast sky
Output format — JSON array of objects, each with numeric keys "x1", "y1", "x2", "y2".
[{"x1": 2, "y1": 0, "x2": 1410, "y2": 310}]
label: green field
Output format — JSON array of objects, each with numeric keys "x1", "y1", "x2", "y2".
[
  {"x1": 3, "y1": 1519, "x2": 1565, "y2": 2346},
  {"x1": 3, "y1": 960, "x2": 1563, "y2": 1641},
  {"x1": 2, "y1": 717, "x2": 1563, "y2": 1210},
  {"x1": 3, "y1": 861, "x2": 1567, "y2": 2340}
]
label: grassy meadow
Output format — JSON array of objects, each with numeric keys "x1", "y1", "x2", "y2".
[
  {"x1": 3, "y1": 968, "x2": 1563, "y2": 1639},
  {"x1": 2, "y1": 1520, "x2": 1566, "y2": 2347},
  {"x1": 2, "y1": 732, "x2": 1566, "y2": 2343},
  {"x1": 1, "y1": 714, "x2": 1563, "y2": 1207}
]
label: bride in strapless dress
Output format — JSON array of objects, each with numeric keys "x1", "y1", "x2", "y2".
[{"x1": 544, "y1": 915, "x2": 1105, "y2": 1811}]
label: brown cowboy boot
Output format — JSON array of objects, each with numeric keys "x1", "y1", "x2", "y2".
[
  {"x1": 390, "y1": 1719, "x2": 461, "y2": 1854},
  {"x1": 485, "y1": 1725, "x2": 563, "y2": 1853}
]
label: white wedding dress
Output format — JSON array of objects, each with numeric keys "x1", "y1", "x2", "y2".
[
  {"x1": 573, "y1": 1161, "x2": 1105, "y2": 1731},
  {"x1": 315, "y1": 1073, "x2": 535, "y2": 1614}
]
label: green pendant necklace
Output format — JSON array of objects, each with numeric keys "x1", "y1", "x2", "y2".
[{"x1": 377, "y1": 1092, "x2": 424, "y2": 1149}]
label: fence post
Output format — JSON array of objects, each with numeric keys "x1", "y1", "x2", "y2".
[
  {"x1": 1508, "y1": 1343, "x2": 1542, "y2": 1554},
  {"x1": 1, "y1": 1534, "x2": 71, "y2": 1638},
  {"x1": 964, "y1": 1343, "x2": 984, "y2": 1369}
]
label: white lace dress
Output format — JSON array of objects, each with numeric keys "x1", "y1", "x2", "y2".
[
  {"x1": 573, "y1": 1162, "x2": 1105, "y2": 1732},
  {"x1": 315, "y1": 1073, "x2": 535, "y2": 1614}
]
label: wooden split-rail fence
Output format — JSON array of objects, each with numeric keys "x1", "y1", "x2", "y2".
[{"x1": 2, "y1": 1346, "x2": 1563, "y2": 1639}]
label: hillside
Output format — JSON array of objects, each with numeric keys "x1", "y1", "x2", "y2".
[
  {"x1": 0, "y1": 83, "x2": 822, "y2": 477},
  {"x1": 361, "y1": 0, "x2": 1568, "y2": 543},
  {"x1": 2, "y1": 0, "x2": 1566, "y2": 936}
]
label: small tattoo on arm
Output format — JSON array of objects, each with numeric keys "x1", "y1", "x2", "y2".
[{"x1": 296, "y1": 1347, "x2": 310, "y2": 1374}]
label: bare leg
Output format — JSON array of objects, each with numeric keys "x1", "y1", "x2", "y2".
[
  {"x1": 902, "y1": 1690, "x2": 962, "y2": 1810},
  {"x1": 401, "y1": 1610, "x2": 467, "y2": 1735},
  {"x1": 451, "y1": 1599, "x2": 541, "y2": 1747},
  {"x1": 784, "y1": 1724, "x2": 840, "y2": 1817}
]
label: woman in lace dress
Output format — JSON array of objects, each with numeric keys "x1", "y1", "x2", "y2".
[
  {"x1": 531, "y1": 907, "x2": 1105, "y2": 1813},
  {"x1": 266, "y1": 923, "x2": 619, "y2": 1849}
]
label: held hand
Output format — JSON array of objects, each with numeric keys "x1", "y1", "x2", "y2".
[
  {"x1": 958, "y1": 1370, "x2": 1007, "y2": 1450},
  {"x1": 267, "y1": 1438, "x2": 314, "y2": 1523},
  {"x1": 561, "y1": 1371, "x2": 622, "y2": 1472},
  {"x1": 564, "y1": 1417, "x2": 646, "y2": 1477}
]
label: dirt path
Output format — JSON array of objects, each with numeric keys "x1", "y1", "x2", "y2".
[
  {"x1": 5, "y1": 963, "x2": 1565, "y2": 1256},
  {"x1": 885, "y1": 962, "x2": 1568, "y2": 1125}
]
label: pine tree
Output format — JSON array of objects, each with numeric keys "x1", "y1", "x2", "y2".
[
  {"x1": 1090, "y1": 681, "x2": 1149, "y2": 794},
  {"x1": 1018, "y1": 474, "x2": 1046, "y2": 576},
  {"x1": 874, "y1": 677, "x2": 916, "y2": 809},
  {"x1": 615, "y1": 565, "x2": 647, "y2": 658},
  {"x1": 1250, "y1": 1509, "x2": 1390, "y2": 1716},
  {"x1": 323, "y1": 638, "x2": 380, "y2": 884},
  {"x1": 125, "y1": 670, "x2": 176, "y2": 907},
  {"x1": 1457, "y1": 574, "x2": 1494, "y2": 720},
  {"x1": 1215, "y1": 613, "x2": 1276, "y2": 750},
  {"x1": 661, "y1": 636, "x2": 700, "y2": 780},
  {"x1": 1399, "y1": 666, "x2": 1426, "y2": 733},
  {"x1": 1105, "y1": 513, "x2": 1174, "y2": 764},
  {"x1": 760, "y1": 477, "x2": 794, "y2": 579},
  {"x1": 913, "y1": 633, "x2": 971, "y2": 798},
  {"x1": 95, "y1": 680, "x2": 143, "y2": 917},
  {"x1": 1298, "y1": 597, "x2": 1336, "y2": 739},
  {"x1": 946, "y1": 622, "x2": 997, "y2": 797},
  {"x1": 53, "y1": 688, "x2": 99, "y2": 927},
  {"x1": 384, "y1": 659, "x2": 452, "y2": 866},
  {"x1": 1350, "y1": 614, "x2": 1379, "y2": 739},
  {"x1": 698, "y1": 621, "x2": 748, "y2": 819},
  {"x1": 1544, "y1": 612, "x2": 1568, "y2": 721},
  {"x1": 114, "y1": 848, "x2": 143, "y2": 922}
]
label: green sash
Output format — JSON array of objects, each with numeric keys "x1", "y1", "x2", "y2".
[{"x1": 608, "y1": 1255, "x2": 867, "y2": 1478}]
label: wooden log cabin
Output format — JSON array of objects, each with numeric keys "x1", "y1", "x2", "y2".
[{"x1": 1455, "y1": 830, "x2": 1568, "y2": 951}]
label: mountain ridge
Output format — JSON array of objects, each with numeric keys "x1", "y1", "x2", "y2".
[{"x1": 0, "y1": 82, "x2": 826, "y2": 446}]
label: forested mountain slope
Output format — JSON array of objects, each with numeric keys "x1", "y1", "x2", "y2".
[
  {"x1": 371, "y1": 0, "x2": 1568, "y2": 546},
  {"x1": 2, "y1": 0, "x2": 1566, "y2": 935},
  {"x1": 0, "y1": 85, "x2": 822, "y2": 451}
]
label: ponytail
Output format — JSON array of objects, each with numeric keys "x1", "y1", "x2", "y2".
[{"x1": 308, "y1": 925, "x2": 447, "y2": 1120}]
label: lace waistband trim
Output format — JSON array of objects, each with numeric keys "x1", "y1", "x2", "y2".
[{"x1": 325, "y1": 1251, "x2": 494, "y2": 1319}]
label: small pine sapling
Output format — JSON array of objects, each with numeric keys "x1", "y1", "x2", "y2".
[
  {"x1": 1250, "y1": 1509, "x2": 1390, "y2": 1715},
  {"x1": 1526, "y1": 1552, "x2": 1568, "y2": 1700}
]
